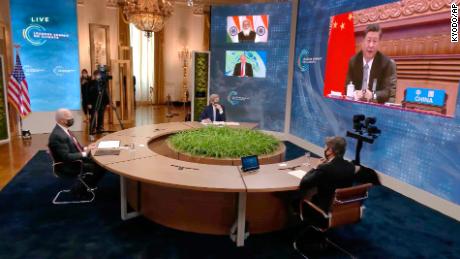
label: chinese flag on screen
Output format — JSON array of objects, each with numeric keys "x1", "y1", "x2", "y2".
[{"x1": 323, "y1": 13, "x2": 356, "y2": 96}]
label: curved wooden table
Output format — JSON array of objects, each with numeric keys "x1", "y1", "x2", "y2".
[{"x1": 92, "y1": 122, "x2": 318, "y2": 246}]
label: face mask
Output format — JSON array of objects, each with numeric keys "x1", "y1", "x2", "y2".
[
  {"x1": 66, "y1": 119, "x2": 74, "y2": 127},
  {"x1": 324, "y1": 148, "x2": 331, "y2": 160}
]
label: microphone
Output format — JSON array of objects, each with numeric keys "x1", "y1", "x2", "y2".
[{"x1": 372, "y1": 79, "x2": 377, "y2": 93}]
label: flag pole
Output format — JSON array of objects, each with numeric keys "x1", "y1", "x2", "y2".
[
  {"x1": 13, "y1": 45, "x2": 23, "y2": 137},
  {"x1": 13, "y1": 45, "x2": 30, "y2": 139}
]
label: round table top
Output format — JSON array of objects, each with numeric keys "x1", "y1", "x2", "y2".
[{"x1": 92, "y1": 122, "x2": 319, "y2": 193}]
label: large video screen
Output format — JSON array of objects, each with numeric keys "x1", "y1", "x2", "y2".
[
  {"x1": 226, "y1": 15, "x2": 269, "y2": 43},
  {"x1": 322, "y1": 2, "x2": 460, "y2": 117},
  {"x1": 225, "y1": 50, "x2": 267, "y2": 78},
  {"x1": 291, "y1": 0, "x2": 460, "y2": 206},
  {"x1": 211, "y1": 2, "x2": 291, "y2": 132},
  {"x1": 10, "y1": 0, "x2": 80, "y2": 112}
]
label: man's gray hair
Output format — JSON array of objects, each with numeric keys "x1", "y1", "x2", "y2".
[
  {"x1": 209, "y1": 94, "x2": 219, "y2": 104},
  {"x1": 325, "y1": 136, "x2": 347, "y2": 158}
]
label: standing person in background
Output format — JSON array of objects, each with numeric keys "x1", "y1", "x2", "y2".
[
  {"x1": 88, "y1": 70, "x2": 110, "y2": 134},
  {"x1": 80, "y1": 69, "x2": 91, "y2": 120},
  {"x1": 133, "y1": 75, "x2": 136, "y2": 109}
]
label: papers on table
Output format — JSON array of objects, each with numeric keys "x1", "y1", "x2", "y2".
[
  {"x1": 200, "y1": 121, "x2": 241, "y2": 126},
  {"x1": 97, "y1": 140, "x2": 120, "y2": 149},
  {"x1": 384, "y1": 102, "x2": 402, "y2": 107},
  {"x1": 328, "y1": 91, "x2": 343, "y2": 98},
  {"x1": 288, "y1": 170, "x2": 307, "y2": 179},
  {"x1": 224, "y1": 122, "x2": 240, "y2": 126}
]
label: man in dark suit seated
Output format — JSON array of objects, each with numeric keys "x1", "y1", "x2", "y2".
[
  {"x1": 238, "y1": 19, "x2": 256, "y2": 42},
  {"x1": 232, "y1": 54, "x2": 254, "y2": 77},
  {"x1": 299, "y1": 136, "x2": 355, "y2": 212},
  {"x1": 345, "y1": 24, "x2": 397, "y2": 104},
  {"x1": 48, "y1": 108, "x2": 105, "y2": 196},
  {"x1": 199, "y1": 94, "x2": 226, "y2": 123}
]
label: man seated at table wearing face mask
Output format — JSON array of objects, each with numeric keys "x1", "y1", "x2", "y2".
[
  {"x1": 199, "y1": 94, "x2": 226, "y2": 123},
  {"x1": 48, "y1": 108, "x2": 106, "y2": 197},
  {"x1": 299, "y1": 136, "x2": 355, "y2": 212}
]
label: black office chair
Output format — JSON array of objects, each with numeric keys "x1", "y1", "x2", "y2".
[
  {"x1": 293, "y1": 183, "x2": 372, "y2": 258},
  {"x1": 48, "y1": 149, "x2": 95, "y2": 204}
]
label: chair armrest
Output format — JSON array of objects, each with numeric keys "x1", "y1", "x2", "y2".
[
  {"x1": 52, "y1": 160, "x2": 83, "y2": 166},
  {"x1": 334, "y1": 194, "x2": 368, "y2": 205},
  {"x1": 52, "y1": 160, "x2": 84, "y2": 177},
  {"x1": 304, "y1": 200, "x2": 329, "y2": 218},
  {"x1": 300, "y1": 199, "x2": 329, "y2": 221}
]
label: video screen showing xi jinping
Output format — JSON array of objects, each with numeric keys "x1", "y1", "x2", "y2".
[{"x1": 322, "y1": 1, "x2": 460, "y2": 117}]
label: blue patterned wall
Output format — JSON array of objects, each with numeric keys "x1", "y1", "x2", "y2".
[
  {"x1": 290, "y1": 0, "x2": 460, "y2": 205},
  {"x1": 210, "y1": 2, "x2": 292, "y2": 131}
]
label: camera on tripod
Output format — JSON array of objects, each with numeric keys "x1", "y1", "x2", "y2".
[
  {"x1": 346, "y1": 114, "x2": 381, "y2": 165},
  {"x1": 97, "y1": 64, "x2": 112, "y2": 81},
  {"x1": 351, "y1": 114, "x2": 381, "y2": 139}
]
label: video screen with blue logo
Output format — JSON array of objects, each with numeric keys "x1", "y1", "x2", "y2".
[
  {"x1": 321, "y1": 1, "x2": 459, "y2": 118},
  {"x1": 225, "y1": 50, "x2": 267, "y2": 78},
  {"x1": 211, "y1": 2, "x2": 291, "y2": 131},
  {"x1": 10, "y1": 0, "x2": 80, "y2": 112}
]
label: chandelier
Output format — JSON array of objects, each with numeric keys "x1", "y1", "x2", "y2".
[{"x1": 119, "y1": 0, "x2": 174, "y2": 38}]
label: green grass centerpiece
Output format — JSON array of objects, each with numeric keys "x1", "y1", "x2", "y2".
[{"x1": 168, "y1": 126, "x2": 280, "y2": 158}]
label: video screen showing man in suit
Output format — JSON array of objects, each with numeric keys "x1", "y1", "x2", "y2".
[
  {"x1": 238, "y1": 19, "x2": 256, "y2": 42},
  {"x1": 345, "y1": 24, "x2": 397, "y2": 104},
  {"x1": 48, "y1": 108, "x2": 105, "y2": 198},
  {"x1": 227, "y1": 15, "x2": 269, "y2": 43},
  {"x1": 199, "y1": 94, "x2": 226, "y2": 123},
  {"x1": 226, "y1": 50, "x2": 267, "y2": 78},
  {"x1": 232, "y1": 54, "x2": 254, "y2": 77}
]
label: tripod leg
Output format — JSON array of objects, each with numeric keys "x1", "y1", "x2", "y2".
[
  {"x1": 90, "y1": 90, "x2": 103, "y2": 135},
  {"x1": 112, "y1": 103, "x2": 124, "y2": 130}
]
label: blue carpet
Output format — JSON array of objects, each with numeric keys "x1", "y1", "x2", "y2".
[{"x1": 0, "y1": 148, "x2": 459, "y2": 258}]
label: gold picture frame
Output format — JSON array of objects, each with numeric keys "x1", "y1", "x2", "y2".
[{"x1": 89, "y1": 23, "x2": 110, "y2": 72}]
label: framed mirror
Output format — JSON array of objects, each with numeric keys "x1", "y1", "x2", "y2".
[{"x1": 89, "y1": 24, "x2": 110, "y2": 72}]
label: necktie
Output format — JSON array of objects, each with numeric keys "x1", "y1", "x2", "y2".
[
  {"x1": 362, "y1": 63, "x2": 369, "y2": 91},
  {"x1": 68, "y1": 130, "x2": 84, "y2": 152},
  {"x1": 240, "y1": 63, "x2": 245, "y2": 77}
]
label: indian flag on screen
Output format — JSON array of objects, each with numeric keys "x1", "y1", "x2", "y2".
[{"x1": 226, "y1": 15, "x2": 269, "y2": 43}]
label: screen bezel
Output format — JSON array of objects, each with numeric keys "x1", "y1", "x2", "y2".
[{"x1": 241, "y1": 155, "x2": 260, "y2": 172}]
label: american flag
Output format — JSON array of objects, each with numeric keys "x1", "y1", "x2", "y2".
[{"x1": 7, "y1": 52, "x2": 31, "y2": 118}]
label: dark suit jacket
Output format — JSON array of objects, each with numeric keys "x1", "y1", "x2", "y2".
[
  {"x1": 199, "y1": 104, "x2": 226, "y2": 122},
  {"x1": 48, "y1": 125, "x2": 84, "y2": 176},
  {"x1": 80, "y1": 77, "x2": 91, "y2": 113},
  {"x1": 232, "y1": 62, "x2": 254, "y2": 77},
  {"x1": 88, "y1": 79, "x2": 109, "y2": 108},
  {"x1": 300, "y1": 157, "x2": 355, "y2": 212},
  {"x1": 238, "y1": 31, "x2": 256, "y2": 42},
  {"x1": 345, "y1": 51, "x2": 397, "y2": 103}
]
